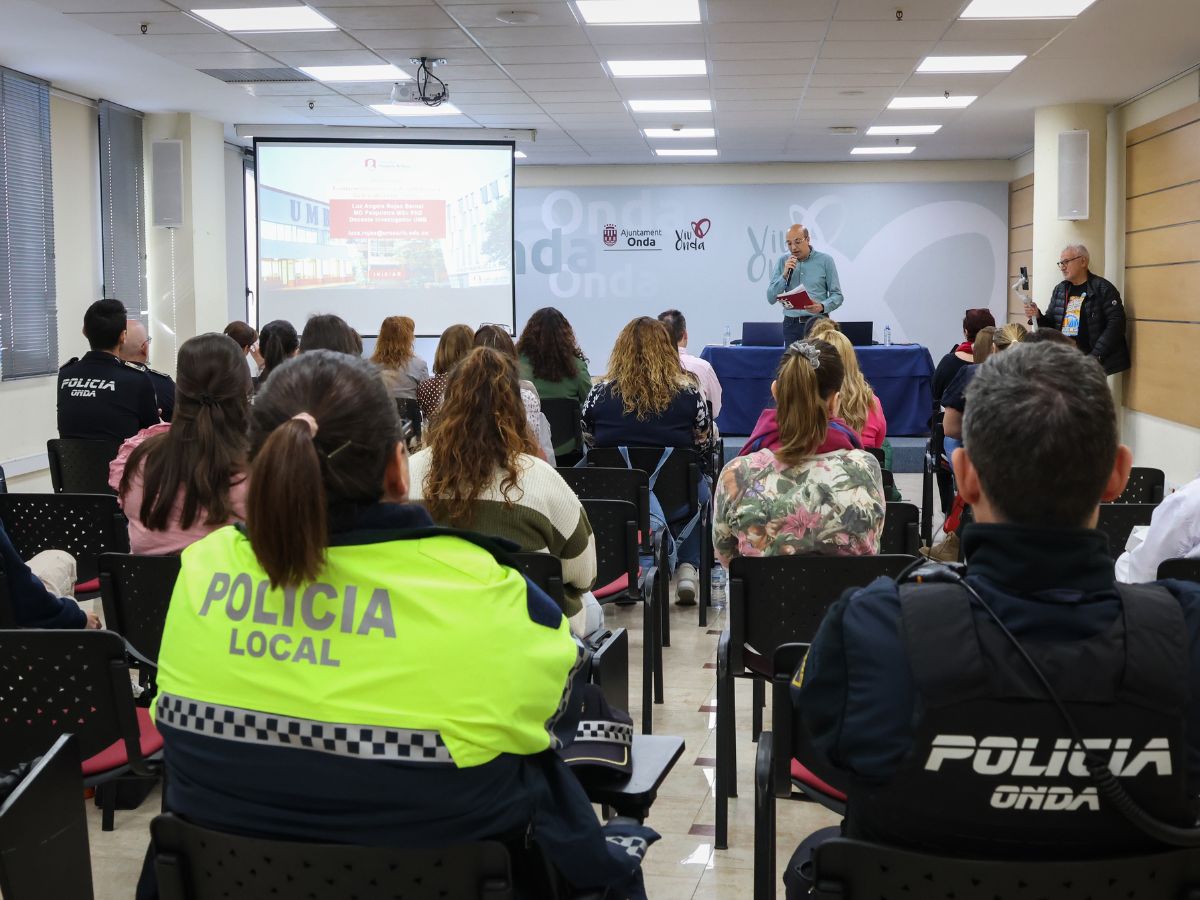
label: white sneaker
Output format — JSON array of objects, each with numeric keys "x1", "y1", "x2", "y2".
[{"x1": 675, "y1": 563, "x2": 698, "y2": 606}]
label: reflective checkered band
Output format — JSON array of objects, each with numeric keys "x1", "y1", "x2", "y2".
[
  {"x1": 156, "y1": 693, "x2": 454, "y2": 764},
  {"x1": 606, "y1": 835, "x2": 649, "y2": 860},
  {"x1": 576, "y1": 719, "x2": 634, "y2": 745}
]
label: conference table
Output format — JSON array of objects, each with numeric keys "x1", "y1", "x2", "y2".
[{"x1": 699, "y1": 343, "x2": 935, "y2": 436}]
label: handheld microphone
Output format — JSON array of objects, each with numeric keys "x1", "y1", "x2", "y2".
[{"x1": 784, "y1": 256, "x2": 796, "y2": 287}]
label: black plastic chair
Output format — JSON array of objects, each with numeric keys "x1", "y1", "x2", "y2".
[
  {"x1": 395, "y1": 397, "x2": 422, "y2": 440},
  {"x1": 98, "y1": 553, "x2": 181, "y2": 698},
  {"x1": 0, "y1": 493, "x2": 129, "y2": 587},
  {"x1": 541, "y1": 398, "x2": 584, "y2": 465},
  {"x1": 880, "y1": 501, "x2": 921, "y2": 555},
  {"x1": 510, "y1": 551, "x2": 566, "y2": 608},
  {"x1": 809, "y1": 838, "x2": 1200, "y2": 900},
  {"x1": 921, "y1": 417, "x2": 953, "y2": 547},
  {"x1": 0, "y1": 734, "x2": 94, "y2": 900},
  {"x1": 0, "y1": 464, "x2": 7, "y2": 493},
  {"x1": 1110, "y1": 467, "x2": 1166, "y2": 505},
  {"x1": 1095, "y1": 502, "x2": 1157, "y2": 561},
  {"x1": 1158, "y1": 558, "x2": 1200, "y2": 581},
  {"x1": 0, "y1": 630, "x2": 161, "y2": 831},
  {"x1": 46, "y1": 438, "x2": 121, "y2": 495},
  {"x1": 716, "y1": 553, "x2": 916, "y2": 849},
  {"x1": 587, "y1": 626, "x2": 630, "y2": 715},
  {"x1": 152, "y1": 813, "x2": 515, "y2": 900}
]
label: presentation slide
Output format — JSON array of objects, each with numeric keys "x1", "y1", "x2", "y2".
[{"x1": 254, "y1": 139, "x2": 514, "y2": 336}]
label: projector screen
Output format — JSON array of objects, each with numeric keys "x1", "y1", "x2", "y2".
[{"x1": 254, "y1": 139, "x2": 514, "y2": 337}]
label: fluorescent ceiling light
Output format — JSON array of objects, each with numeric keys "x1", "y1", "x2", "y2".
[
  {"x1": 515, "y1": 151, "x2": 528, "y2": 158},
  {"x1": 608, "y1": 59, "x2": 706, "y2": 78},
  {"x1": 918, "y1": 55, "x2": 1025, "y2": 73},
  {"x1": 370, "y1": 103, "x2": 463, "y2": 117},
  {"x1": 300, "y1": 64, "x2": 411, "y2": 83},
  {"x1": 866, "y1": 125, "x2": 941, "y2": 136},
  {"x1": 576, "y1": 0, "x2": 700, "y2": 25},
  {"x1": 851, "y1": 146, "x2": 916, "y2": 155},
  {"x1": 191, "y1": 6, "x2": 336, "y2": 32},
  {"x1": 629, "y1": 99, "x2": 711, "y2": 113},
  {"x1": 643, "y1": 127, "x2": 715, "y2": 138},
  {"x1": 655, "y1": 148, "x2": 717, "y2": 157},
  {"x1": 960, "y1": 0, "x2": 1097, "y2": 17},
  {"x1": 888, "y1": 95, "x2": 976, "y2": 109}
]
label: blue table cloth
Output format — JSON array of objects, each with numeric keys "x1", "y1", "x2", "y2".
[{"x1": 699, "y1": 344, "x2": 935, "y2": 436}]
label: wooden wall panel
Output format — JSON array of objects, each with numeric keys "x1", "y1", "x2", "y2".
[
  {"x1": 1009, "y1": 184, "x2": 1033, "y2": 228},
  {"x1": 1009, "y1": 223, "x2": 1033, "y2": 253},
  {"x1": 1125, "y1": 321, "x2": 1200, "y2": 428},
  {"x1": 1126, "y1": 180, "x2": 1200, "y2": 233},
  {"x1": 1125, "y1": 221, "x2": 1200, "y2": 268},
  {"x1": 1126, "y1": 118, "x2": 1200, "y2": 198},
  {"x1": 1123, "y1": 264, "x2": 1200, "y2": 321},
  {"x1": 1126, "y1": 99, "x2": 1200, "y2": 147},
  {"x1": 1008, "y1": 249, "x2": 1031, "y2": 279}
]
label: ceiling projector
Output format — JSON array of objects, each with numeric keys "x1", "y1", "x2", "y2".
[{"x1": 390, "y1": 82, "x2": 450, "y2": 105}]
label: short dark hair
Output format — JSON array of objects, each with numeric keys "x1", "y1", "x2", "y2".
[
  {"x1": 301, "y1": 314, "x2": 360, "y2": 356},
  {"x1": 657, "y1": 309, "x2": 686, "y2": 345},
  {"x1": 963, "y1": 343, "x2": 1115, "y2": 527},
  {"x1": 962, "y1": 308, "x2": 996, "y2": 342},
  {"x1": 84, "y1": 299, "x2": 129, "y2": 351},
  {"x1": 473, "y1": 324, "x2": 518, "y2": 360},
  {"x1": 223, "y1": 321, "x2": 258, "y2": 350},
  {"x1": 1027, "y1": 328, "x2": 1075, "y2": 347}
]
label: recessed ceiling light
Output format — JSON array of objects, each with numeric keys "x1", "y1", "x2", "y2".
[
  {"x1": 866, "y1": 124, "x2": 942, "y2": 135},
  {"x1": 643, "y1": 127, "x2": 715, "y2": 138},
  {"x1": 370, "y1": 103, "x2": 463, "y2": 117},
  {"x1": 191, "y1": 6, "x2": 336, "y2": 32},
  {"x1": 607, "y1": 59, "x2": 707, "y2": 78},
  {"x1": 576, "y1": 0, "x2": 700, "y2": 25},
  {"x1": 515, "y1": 150, "x2": 528, "y2": 158},
  {"x1": 917, "y1": 55, "x2": 1026, "y2": 73},
  {"x1": 496, "y1": 10, "x2": 540, "y2": 24},
  {"x1": 629, "y1": 99, "x2": 711, "y2": 113},
  {"x1": 888, "y1": 95, "x2": 976, "y2": 109},
  {"x1": 960, "y1": 0, "x2": 1097, "y2": 17},
  {"x1": 655, "y1": 148, "x2": 718, "y2": 157},
  {"x1": 851, "y1": 146, "x2": 916, "y2": 155},
  {"x1": 301, "y1": 64, "x2": 412, "y2": 83}
]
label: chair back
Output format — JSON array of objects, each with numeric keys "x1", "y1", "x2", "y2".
[
  {"x1": 0, "y1": 630, "x2": 150, "y2": 773},
  {"x1": 812, "y1": 838, "x2": 1200, "y2": 900},
  {"x1": 727, "y1": 555, "x2": 915, "y2": 673},
  {"x1": 46, "y1": 439, "x2": 121, "y2": 495},
  {"x1": 1158, "y1": 558, "x2": 1200, "y2": 582},
  {"x1": 1095, "y1": 503, "x2": 1157, "y2": 560},
  {"x1": 586, "y1": 446, "x2": 702, "y2": 526},
  {"x1": 0, "y1": 573, "x2": 13, "y2": 628},
  {"x1": 509, "y1": 552, "x2": 565, "y2": 607},
  {"x1": 1111, "y1": 467, "x2": 1166, "y2": 505},
  {"x1": 0, "y1": 734, "x2": 94, "y2": 900},
  {"x1": 558, "y1": 466, "x2": 652, "y2": 555},
  {"x1": 580, "y1": 498, "x2": 640, "y2": 603},
  {"x1": 395, "y1": 397, "x2": 422, "y2": 439},
  {"x1": 0, "y1": 464, "x2": 7, "y2": 493},
  {"x1": 539, "y1": 398, "x2": 583, "y2": 461},
  {"x1": 0, "y1": 493, "x2": 129, "y2": 583},
  {"x1": 151, "y1": 813, "x2": 514, "y2": 900},
  {"x1": 98, "y1": 553, "x2": 182, "y2": 666},
  {"x1": 880, "y1": 502, "x2": 920, "y2": 556}
]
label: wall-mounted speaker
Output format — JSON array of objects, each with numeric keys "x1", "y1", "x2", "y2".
[
  {"x1": 1057, "y1": 129, "x2": 1089, "y2": 221},
  {"x1": 151, "y1": 139, "x2": 184, "y2": 228}
]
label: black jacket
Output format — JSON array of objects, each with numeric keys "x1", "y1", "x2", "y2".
[
  {"x1": 57, "y1": 350, "x2": 160, "y2": 441},
  {"x1": 1037, "y1": 272, "x2": 1131, "y2": 374}
]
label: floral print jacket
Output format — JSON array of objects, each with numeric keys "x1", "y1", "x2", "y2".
[{"x1": 713, "y1": 448, "x2": 885, "y2": 565}]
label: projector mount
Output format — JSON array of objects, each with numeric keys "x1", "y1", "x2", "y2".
[{"x1": 389, "y1": 57, "x2": 450, "y2": 107}]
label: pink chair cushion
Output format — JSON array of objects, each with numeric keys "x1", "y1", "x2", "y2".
[
  {"x1": 74, "y1": 578, "x2": 100, "y2": 595},
  {"x1": 81, "y1": 707, "x2": 163, "y2": 776},
  {"x1": 790, "y1": 758, "x2": 847, "y2": 802},
  {"x1": 593, "y1": 567, "x2": 643, "y2": 600}
]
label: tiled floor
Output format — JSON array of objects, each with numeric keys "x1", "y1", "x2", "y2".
[{"x1": 84, "y1": 473, "x2": 930, "y2": 900}]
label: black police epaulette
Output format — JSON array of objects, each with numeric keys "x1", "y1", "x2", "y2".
[
  {"x1": 59, "y1": 357, "x2": 79, "y2": 369},
  {"x1": 144, "y1": 366, "x2": 170, "y2": 378}
]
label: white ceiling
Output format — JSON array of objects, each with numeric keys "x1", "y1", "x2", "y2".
[{"x1": 5, "y1": 0, "x2": 1200, "y2": 164}]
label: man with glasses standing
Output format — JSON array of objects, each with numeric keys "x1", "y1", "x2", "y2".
[
  {"x1": 1023, "y1": 244, "x2": 1130, "y2": 376},
  {"x1": 767, "y1": 224, "x2": 844, "y2": 345}
]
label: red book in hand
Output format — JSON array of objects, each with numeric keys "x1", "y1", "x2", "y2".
[{"x1": 777, "y1": 283, "x2": 814, "y2": 311}]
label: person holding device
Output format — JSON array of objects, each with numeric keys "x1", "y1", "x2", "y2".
[{"x1": 766, "y1": 224, "x2": 844, "y2": 345}]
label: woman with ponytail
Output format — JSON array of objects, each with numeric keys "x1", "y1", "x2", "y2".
[
  {"x1": 713, "y1": 339, "x2": 885, "y2": 564},
  {"x1": 822, "y1": 329, "x2": 887, "y2": 448},
  {"x1": 109, "y1": 333, "x2": 251, "y2": 554},
  {"x1": 255, "y1": 319, "x2": 298, "y2": 388}
]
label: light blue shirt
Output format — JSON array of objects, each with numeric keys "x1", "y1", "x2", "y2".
[{"x1": 766, "y1": 248, "x2": 844, "y2": 318}]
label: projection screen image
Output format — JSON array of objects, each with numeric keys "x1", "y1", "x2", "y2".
[{"x1": 254, "y1": 140, "x2": 514, "y2": 336}]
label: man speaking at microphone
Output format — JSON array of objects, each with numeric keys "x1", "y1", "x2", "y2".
[{"x1": 766, "y1": 224, "x2": 844, "y2": 345}]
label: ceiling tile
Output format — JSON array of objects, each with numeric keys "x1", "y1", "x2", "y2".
[
  {"x1": 539, "y1": 101, "x2": 628, "y2": 114},
  {"x1": 714, "y1": 99, "x2": 798, "y2": 112},
  {"x1": 825, "y1": 21, "x2": 951, "y2": 41},
  {"x1": 943, "y1": 19, "x2": 1070, "y2": 41},
  {"x1": 713, "y1": 87, "x2": 804, "y2": 101},
  {"x1": 518, "y1": 77, "x2": 619, "y2": 93},
  {"x1": 281, "y1": 95, "x2": 362, "y2": 107},
  {"x1": 814, "y1": 58, "x2": 920, "y2": 74},
  {"x1": 525, "y1": 89, "x2": 620, "y2": 102},
  {"x1": 239, "y1": 31, "x2": 366, "y2": 52},
  {"x1": 611, "y1": 77, "x2": 710, "y2": 95},
  {"x1": 116, "y1": 32, "x2": 248, "y2": 53},
  {"x1": 450, "y1": 90, "x2": 535, "y2": 102},
  {"x1": 503, "y1": 62, "x2": 605, "y2": 80},
  {"x1": 436, "y1": 63, "x2": 510, "y2": 80},
  {"x1": 316, "y1": 6, "x2": 458, "y2": 29},
  {"x1": 468, "y1": 113, "x2": 556, "y2": 124},
  {"x1": 709, "y1": 42, "x2": 822, "y2": 61},
  {"x1": 705, "y1": 0, "x2": 835, "y2": 22},
  {"x1": 803, "y1": 86, "x2": 895, "y2": 100},
  {"x1": 583, "y1": 24, "x2": 705, "y2": 44},
  {"x1": 711, "y1": 74, "x2": 805, "y2": 90},
  {"x1": 39, "y1": 0, "x2": 173, "y2": 9},
  {"x1": 713, "y1": 59, "x2": 814, "y2": 76},
  {"x1": 819, "y1": 40, "x2": 934, "y2": 58},
  {"x1": 243, "y1": 82, "x2": 338, "y2": 97},
  {"x1": 370, "y1": 46, "x2": 492, "y2": 65},
  {"x1": 170, "y1": 51, "x2": 281, "y2": 68},
  {"x1": 469, "y1": 25, "x2": 590, "y2": 47},
  {"x1": 929, "y1": 39, "x2": 1053, "y2": 55},
  {"x1": 271, "y1": 50, "x2": 386, "y2": 65},
  {"x1": 808, "y1": 72, "x2": 907, "y2": 87},
  {"x1": 586, "y1": 42, "x2": 708, "y2": 60},
  {"x1": 312, "y1": 0, "x2": 437, "y2": 5},
  {"x1": 833, "y1": 0, "x2": 964, "y2": 20},
  {"x1": 709, "y1": 23, "x2": 822, "y2": 42},
  {"x1": 488, "y1": 45, "x2": 600, "y2": 64},
  {"x1": 904, "y1": 73, "x2": 1009, "y2": 93},
  {"x1": 66, "y1": 11, "x2": 217, "y2": 35},
  {"x1": 801, "y1": 96, "x2": 889, "y2": 109},
  {"x1": 441, "y1": 4, "x2": 581, "y2": 27},
  {"x1": 351, "y1": 29, "x2": 478, "y2": 48}
]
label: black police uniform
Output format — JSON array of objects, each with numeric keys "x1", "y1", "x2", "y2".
[
  {"x1": 57, "y1": 350, "x2": 160, "y2": 441},
  {"x1": 124, "y1": 361, "x2": 175, "y2": 422}
]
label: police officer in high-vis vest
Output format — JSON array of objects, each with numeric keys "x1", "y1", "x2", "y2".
[
  {"x1": 786, "y1": 343, "x2": 1200, "y2": 897},
  {"x1": 57, "y1": 298, "x2": 159, "y2": 442},
  {"x1": 141, "y1": 351, "x2": 655, "y2": 900}
]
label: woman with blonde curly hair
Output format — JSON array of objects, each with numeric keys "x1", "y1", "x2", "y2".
[
  {"x1": 582, "y1": 316, "x2": 715, "y2": 603},
  {"x1": 408, "y1": 347, "x2": 596, "y2": 626},
  {"x1": 821, "y1": 329, "x2": 886, "y2": 449},
  {"x1": 371, "y1": 315, "x2": 428, "y2": 400}
]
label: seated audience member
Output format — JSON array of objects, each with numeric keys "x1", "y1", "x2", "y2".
[
  {"x1": 475, "y1": 324, "x2": 555, "y2": 460},
  {"x1": 110, "y1": 334, "x2": 250, "y2": 555},
  {"x1": 939, "y1": 325, "x2": 996, "y2": 455},
  {"x1": 787, "y1": 342, "x2": 1200, "y2": 897},
  {"x1": 932, "y1": 308, "x2": 996, "y2": 411},
  {"x1": 583, "y1": 316, "x2": 716, "y2": 604},
  {"x1": 1027, "y1": 326, "x2": 1076, "y2": 347},
  {"x1": 517, "y1": 308, "x2": 594, "y2": 453},
  {"x1": 223, "y1": 320, "x2": 262, "y2": 378},
  {"x1": 145, "y1": 350, "x2": 653, "y2": 899},
  {"x1": 657, "y1": 309, "x2": 723, "y2": 418},
  {"x1": 58, "y1": 298, "x2": 159, "y2": 442},
  {"x1": 806, "y1": 317, "x2": 841, "y2": 341},
  {"x1": 408, "y1": 348, "x2": 597, "y2": 625},
  {"x1": 255, "y1": 319, "x2": 298, "y2": 388},
  {"x1": 371, "y1": 315, "x2": 429, "y2": 400},
  {"x1": 823, "y1": 330, "x2": 886, "y2": 449},
  {"x1": 2, "y1": 520, "x2": 97, "y2": 629},
  {"x1": 1117, "y1": 474, "x2": 1200, "y2": 583},
  {"x1": 417, "y1": 323, "x2": 474, "y2": 424},
  {"x1": 119, "y1": 318, "x2": 175, "y2": 422},
  {"x1": 714, "y1": 340, "x2": 884, "y2": 565},
  {"x1": 300, "y1": 313, "x2": 360, "y2": 355}
]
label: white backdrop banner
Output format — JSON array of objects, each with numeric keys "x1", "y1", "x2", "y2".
[{"x1": 513, "y1": 181, "x2": 1008, "y2": 369}]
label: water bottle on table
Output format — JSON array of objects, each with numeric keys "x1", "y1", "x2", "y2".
[
  {"x1": 883, "y1": 325, "x2": 892, "y2": 346},
  {"x1": 722, "y1": 325, "x2": 732, "y2": 346}
]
